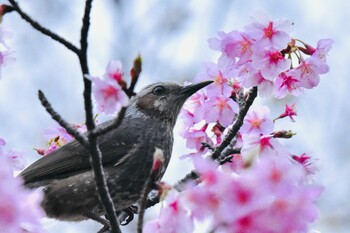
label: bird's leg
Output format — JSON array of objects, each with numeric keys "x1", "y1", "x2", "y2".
[{"x1": 83, "y1": 212, "x2": 110, "y2": 233}]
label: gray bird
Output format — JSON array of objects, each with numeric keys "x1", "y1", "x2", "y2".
[{"x1": 20, "y1": 81, "x2": 212, "y2": 226}]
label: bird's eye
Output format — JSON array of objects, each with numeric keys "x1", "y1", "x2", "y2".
[{"x1": 152, "y1": 86, "x2": 166, "y2": 95}]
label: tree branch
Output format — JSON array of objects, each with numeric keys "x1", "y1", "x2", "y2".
[
  {"x1": 78, "y1": 1, "x2": 121, "y2": 232},
  {"x1": 88, "y1": 134, "x2": 121, "y2": 233},
  {"x1": 8, "y1": 0, "x2": 80, "y2": 55},
  {"x1": 80, "y1": 0, "x2": 94, "y2": 129},
  {"x1": 210, "y1": 86, "x2": 257, "y2": 160},
  {"x1": 137, "y1": 176, "x2": 153, "y2": 233},
  {"x1": 92, "y1": 107, "x2": 127, "y2": 136},
  {"x1": 38, "y1": 90, "x2": 89, "y2": 147}
]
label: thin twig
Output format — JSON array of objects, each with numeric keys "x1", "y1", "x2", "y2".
[
  {"x1": 78, "y1": 1, "x2": 121, "y2": 232},
  {"x1": 173, "y1": 170, "x2": 199, "y2": 191},
  {"x1": 220, "y1": 147, "x2": 241, "y2": 159},
  {"x1": 127, "y1": 55, "x2": 142, "y2": 97},
  {"x1": 137, "y1": 148, "x2": 163, "y2": 232},
  {"x1": 38, "y1": 90, "x2": 89, "y2": 147},
  {"x1": 8, "y1": 0, "x2": 80, "y2": 55},
  {"x1": 80, "y1": 0, "x2": 93, "y2": 129},
  {"x1": 88, "y1": 135, "x2": 121, "y2": 233},
  {"x1": 137, "y1": 176, "x2": 153, "y2": 233},
  {"x1": 92, "y1": 107, "x2": 127, "y2": 136}
]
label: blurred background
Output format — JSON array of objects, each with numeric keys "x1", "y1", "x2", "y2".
[{"x1": 0, "y1": 0, "x2": 349, "y2": 232}]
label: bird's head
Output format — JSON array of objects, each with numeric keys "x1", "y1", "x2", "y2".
[{"x1": 129, "y1": 81, "x2": 212, "y2": 124}]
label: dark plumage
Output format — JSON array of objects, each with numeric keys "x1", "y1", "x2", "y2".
[{"x1": 20, "y1": 81, "x2": 212, "y2": 223}]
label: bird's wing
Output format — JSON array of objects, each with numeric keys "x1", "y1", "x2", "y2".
[{"x1": 20, "y1": 123, "x2": 142, "y2": 185}]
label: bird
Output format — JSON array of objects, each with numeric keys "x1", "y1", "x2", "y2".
[{"x1": 19, "y1": 80, "x2": 212, "y2": 227}]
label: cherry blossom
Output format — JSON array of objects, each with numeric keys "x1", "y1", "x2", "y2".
[
  {"x1": 204, "y1": 95, "x2": 239, "y2": 127},
  {"x1": 297, "y1": 57, "x2": 329, "y2": 89},
  {"x1": 241, "y1": 134, "x2": 286, "y2": 158},
  {"x1": 182, "y1": 88, "x2": 207, "y2": 123},
  {"x1": 195, "y1": 62, "x2": 232, "y2": 97},
  {"x1": 253, "y1": 47, "x2": 291, "y2": 80},
  {"x1": 275, "y1": 103, "x2": 297, "y2": 122},
  {"x1": 143, "y1": 190, "x2": 194, "y2": 233},
  {"x1": 181, "y1": 123, "x2": 212, "y2": 152},
  {"x1": 208, "y1": 30, "x2": 254, "y2": 69},
  {"x1": 167, "y1": 156, "x2": 323, "y2": 233},
  {"x1": 0, "y1": 141, "x2": 44, "y2": 233},
  {"x1": 244, "y1": 10, "x2": 293, "y2": 50},
  {"x1": 104, "y1": 60, "x2": 125, "y2": 85},
  {"x1": 87, "y1": 75, "x2": 129, "y2": 115},
  {"x1": 274, "y1": 70, "x2": 303, "y2": 98},
  {"x1": 0, "y1": 138, "x2": 27, "y2": 171},
  {"x1": 240, "y1": 106, "x2": 274, "y2": 135},
  {"x1": 292, "y1": 153, "x2": 318, "y2": 176},
  {"x1": 312, "y1": 38, "x2": 334, "y2": 62}
]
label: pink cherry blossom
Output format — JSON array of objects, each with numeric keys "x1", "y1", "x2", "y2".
[
  {"x1": 274, "y1": 70, "x2": 303, "y2": 99},
  {"x1": 178, "y1": 109, "x2": 195, "y2": 132},
  {"x1": 0, "y1": 149, "x2": 44, "y2": 233},
  {"x1": 195, "y1": 62, "x2": 232, "y2": 97},
  {"x1": 182, "y1": 88, "x2": 207, "y2": 123},
  {"x1": 181, "y1": 155, "x2": 322, "y2": 233},
  {"x1": 241, "y1": 134, "x2": 286, "y2": 158},
  {"x1": 245, "y1": 11, "x2": 293, "y2": 50},
  {"x1": 236, "y1": 63, "x2": 274, "y2": 97},
  {"x1": 143, "y1": 190, "x2": 194, "y2": 233},
  {"x1": 204, "y1": 95, "x2": 239, "y2": 127},
  {"x1": 253, "y1": 48, "x2": 291, "y2": 80},
  {"x1": 276, "y1": 103, "x2": 297, "y2": 122},
  {"x1": 36, "y1": 124, "x2": 76, "y2": 155},
  {"x1": 240, "y1": 106, "x2": 274, "y2": 135},
  {"x1": 312, "y1": 38, "x2": 333, "y2": 62},
  {"x1": 7, "y1": 150, "x2": 26, "y2": 171},
  {"x1": 209, "y1": 30, "x2": 254, "y2": 67},
  {"x1": 104, "y1": 60, "x2": 124, "y2": 84},
  {"x1": 297, "y1": 57, "x2": 329, "y2": 89},
  {"x1": 87, "y1": 75, "x2": 129, "y2": 115},
  {"x1": 44, "y1": 124, "x2": 74, "y2": 144},
  {"x1": 0, "y1": 139, "x2": 27, "y2": 171},
  {"x1": 181, "y1": 123, "x2": 212, "y2": 152},
  {"x1": 292, "y1": 153, "x2": 318, "y2": 176},
  {"x1": 221, "y1": 153, "x2": 245, "y2": 174}
]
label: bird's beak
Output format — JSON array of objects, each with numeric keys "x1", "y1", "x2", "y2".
[{"x1": 179, "y1": 80, "x2": 213, "y2": 98}]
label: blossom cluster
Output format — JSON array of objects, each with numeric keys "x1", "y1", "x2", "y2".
[
  {"x1": 145, "y1": 156, "x2": 323, "y2": 233},
  {"x1": 0, "y1": 138, "x2": 44, "y2": 233},
  {"x1": 145, "y1": 11, "x2": 331, "y2": 233},
  {"x1": 179, "y1": 11, "x2": 331, "y2": 162},
  {"x1": 208, "y1": 11, "x2": 332, "y2": 98}
]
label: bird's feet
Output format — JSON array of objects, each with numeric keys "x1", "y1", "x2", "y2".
[{"x1": 116, "y1": 205, "x2": 138, "y2": 226}]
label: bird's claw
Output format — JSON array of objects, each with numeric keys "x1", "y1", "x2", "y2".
[{"x1": 117, "y1": 205, "x2": 138, "y2": 226}]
